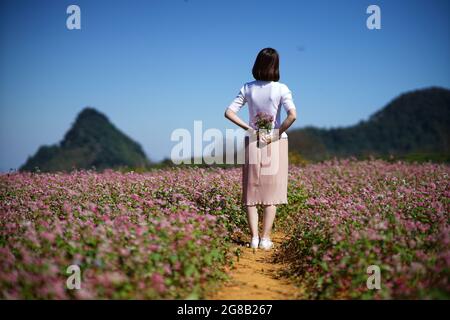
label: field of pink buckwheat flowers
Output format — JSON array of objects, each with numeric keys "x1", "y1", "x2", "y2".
[
  {"x1": 278, "y1": 159, "x2": 450, "y2": 299},
  {"x1": 1, "y1": 159, "x2": 449, "y2": 299}
]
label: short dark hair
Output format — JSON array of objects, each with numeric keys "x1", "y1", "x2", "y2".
[{"x1": 252, "y1": 48, "x2": 280, "y2": 81}]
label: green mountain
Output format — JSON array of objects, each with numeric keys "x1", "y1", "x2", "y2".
[
  {"x1": 287, "y1": 87, "x2": 450, "y2": 162},
  {"x1": 20, "y1": 107, "x2": 151, "y2": 172}
]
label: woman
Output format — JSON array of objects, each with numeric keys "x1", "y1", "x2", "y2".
[{"x1": 224, "y1": 47, "x2": 297, "y2": 250}]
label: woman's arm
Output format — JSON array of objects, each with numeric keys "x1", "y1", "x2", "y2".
[
  {"x1": 224, "y1": 108, "x2": 252, "y2": 131},
  {"x1": 262, "y1": 109, "x2": 297, "y2": 144},
  {"x1": 278, "y1": 108, "x2": 297, "y2": 137}
]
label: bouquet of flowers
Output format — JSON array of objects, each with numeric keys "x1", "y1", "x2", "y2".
[{"x1": 253, "y1": 112, "x2": 274, "y2": 147}]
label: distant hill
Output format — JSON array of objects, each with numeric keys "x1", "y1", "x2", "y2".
[
  {"x1": 20, "y1": 108, "x2": 151, "y2": 172},
  {"x1": 287, "y1": 87, "x2": 450, "y2": 161}
]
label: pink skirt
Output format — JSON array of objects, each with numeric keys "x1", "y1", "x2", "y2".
[{"x1": 242, "y1": 135, "x2": 289, "y2": 206}]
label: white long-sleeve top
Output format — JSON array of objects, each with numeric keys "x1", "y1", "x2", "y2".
[{"x1": 225, "y1": 80, "x2": 296, "y2": 138}]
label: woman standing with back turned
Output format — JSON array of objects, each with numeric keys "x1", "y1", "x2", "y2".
[{"x1": 224, "y1": 47, "x2": 297, "y2": 250}]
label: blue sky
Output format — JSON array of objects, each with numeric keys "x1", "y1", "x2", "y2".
[{"x1": 0, "y1": 0, "x2": 449, "y2": 171}]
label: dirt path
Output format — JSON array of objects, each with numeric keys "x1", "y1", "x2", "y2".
[{"x1": 207, "y1": 232, "x2": 302, "y2": 300}]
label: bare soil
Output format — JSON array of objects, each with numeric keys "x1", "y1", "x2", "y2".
[{"x1": 207, "y1": 232, "x2": 302, "y2": 300}]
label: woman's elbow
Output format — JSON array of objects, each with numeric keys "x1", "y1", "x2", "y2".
[
  {"x1": 224, "y1": 108, "x2": 234, "y2": 119},
  {"x1": 289, "y1": 112, "x2": 297, "y2": 122}
]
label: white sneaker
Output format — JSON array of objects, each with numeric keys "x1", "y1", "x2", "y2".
[
  {"x1": 250, "y1": 237, "x2": 259, "y2": 249},
  {"x1": 259, "y1": 238, "x2": 274, "y2": 250}
]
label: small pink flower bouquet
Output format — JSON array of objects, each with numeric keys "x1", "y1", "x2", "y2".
[
  {"x1": 253, "y1": 112, "x2": 274, "y2": 147},
  {"x1": 253, "y1": 112, "x2": 274, "y2": 131}
]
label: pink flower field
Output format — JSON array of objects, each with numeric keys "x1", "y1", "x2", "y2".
[
  {"x1": 0, "y1": 159, "x2": 449, "y2": 299},
  {"x1": 278, "y1": 159, "x2": 450, "y2": 299}
]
